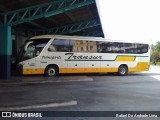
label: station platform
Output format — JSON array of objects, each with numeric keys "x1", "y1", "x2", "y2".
[{"x1": 0, "y1": 70, "x2": 93, "y2": 85}]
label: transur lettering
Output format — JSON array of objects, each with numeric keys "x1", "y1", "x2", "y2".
[{"x1": 65, "y1": 53, "x2": 102, "y2": 60}]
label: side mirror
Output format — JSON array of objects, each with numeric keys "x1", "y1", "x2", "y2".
[{"x1": 24, "y1": 41, "x2": 33, "y2": 51}]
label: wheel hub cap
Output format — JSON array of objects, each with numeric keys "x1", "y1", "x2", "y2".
[
  {"x1": 120, "y1": 68, "x2": 126, "y2": 74},
  {"x1": 48, "y1": 68, "x2": 55, "y2": 76}
]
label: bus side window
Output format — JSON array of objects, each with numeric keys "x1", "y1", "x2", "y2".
[
  {"x1": 135, "y1": 44, "x2": 148, "y2": 54},
  {"x1": 124, "y1": 43, "x2": 135, "y2": 54},
  {"x1": 48, "y1": 44, "x2": 57, "y2": 52},
  {"x1": 51, "y1": 39, "x2": 70, "y2": 52}
]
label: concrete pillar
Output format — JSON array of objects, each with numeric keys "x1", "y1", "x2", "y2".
[{"x1": 0, "y1": 25, "x2": 11, "y2": 80}]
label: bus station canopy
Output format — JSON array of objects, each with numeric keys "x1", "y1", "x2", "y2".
[{"x1": 0, "y1": 0, "x2": 104, "y2": 37}]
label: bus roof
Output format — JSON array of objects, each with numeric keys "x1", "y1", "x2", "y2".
[
  {"x1": 30, "y1": 35, "x2": 104, "y2": 40},
  {"x1": 29, "y1": 35, "x2": 148, "y2": 44}
]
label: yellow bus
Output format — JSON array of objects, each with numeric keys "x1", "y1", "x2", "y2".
[{"x1": 18, "y1": 35, "x2": 150, "y2": 76}]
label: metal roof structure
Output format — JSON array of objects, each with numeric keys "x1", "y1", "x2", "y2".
[{"x1": 0, "y1": 0, "x2": 104, "y2": 37}]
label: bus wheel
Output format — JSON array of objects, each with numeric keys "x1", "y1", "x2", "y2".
[
  {"x1": 45, "y1": 65, "x2": 58, "y2": 77},
  {"x1": 118, "y1": 65, "x2": 128, "y2": 76}
]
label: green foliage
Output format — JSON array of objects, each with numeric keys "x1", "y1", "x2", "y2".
[
  {"x1": 156, "y1": 62, "x2": 160, "y2": 66},
  {"x1": 151, "y1": 41, "x2": 160, "y2": 65}
]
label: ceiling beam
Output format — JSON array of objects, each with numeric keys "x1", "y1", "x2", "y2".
[
  {"x1": 64, "y1": 11, "x2": 76, "y2": 22},
  {"x1": 47, "y1": 18, "x2": 59, "y2": 26},
  {"x1": 0, "y1": 5, "x2": 8, "y2": 12},
  {"x1": 43, "y1": 19, "x2": 100, "y2": 35},
  {"x1": 17, "y1": 19, "x2": 100, "y2": 36},
  {"x1": 80, "y1": 31, "x2": 103, "y2": 37},
  {"x1": 0, "y1": 0, "x2": 95, "y2": 26},
  {"x1": 29, "y1": 21, "x2": 46, "y2": 29},
  {"x1": 17, "y1": 0, "x2": 30, "y2": 5}
]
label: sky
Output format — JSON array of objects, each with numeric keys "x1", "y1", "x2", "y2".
[{"x1": 98, "y1": 0, "x2": 160, "y2": 45}]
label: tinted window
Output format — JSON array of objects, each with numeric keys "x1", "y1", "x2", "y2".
[
  {"x1": 49, "y1": 39, "x2": 149, "y2": 54},
  {"x1": 71, "y1": 40, "x2": 98, "y2": 53},
  {"x1": 114, "y1": 42, "x2": 125, "y2": 53},
  {"x1": 123, "y1": 43, "x2": 149, "y2": 54},
  {"x1": 23, "y1": 38, "x2": 49, "y2": 60},
  {"x1": 124, "y1": 43, "x2": 136, "y2": 54},
  {"x1": 97, "y1": 42, "x2": 148, "y2": 54},
  {"x1": 135, "y1": 44, "x2": 149, "y2": 54},
  {"x1": 48, "y1": 39, "x2": 72, "y2": 52},
  {"x1": 97, "y1": 42, "x2": 115, "y2": 53}
]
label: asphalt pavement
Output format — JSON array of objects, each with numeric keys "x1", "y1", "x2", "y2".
[{"x1": 1, "y1": 65, "x2": 160, "y2": 120}]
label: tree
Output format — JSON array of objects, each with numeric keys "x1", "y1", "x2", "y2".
[{"x1": 150, "y1": 41, "x2": 160, "y2": 65}]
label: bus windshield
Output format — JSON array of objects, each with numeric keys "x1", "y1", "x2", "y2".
[{"x1": 21, "y1": 38, "x2": 50, "y2": 61}]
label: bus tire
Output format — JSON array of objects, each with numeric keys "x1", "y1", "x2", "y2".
[
  {"x1": 118, "y1": 65, "x2": 128, "y2": 76},
  {"x1": 45, "y1": 65, "x2": 58, "y2": 77}
]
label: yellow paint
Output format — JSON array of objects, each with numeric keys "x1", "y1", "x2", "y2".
[
  {"x1": 59, "y1": 68, "x2": 118, "y2": 73},
  {"x1": 116, "y1": 56, "x2": 135, "y2": 61},
  {"x1": 59, "y1": 68, "x2": 68, "y2": 73},
  {"x1": 85, "y1": 68, "x2": 101, "y2": 73},
  {"x1": 22, "y1": 62, "x2": 149, "y2": 75},
  {"x1": 129, "y1": 62, "x2": 149, "y2": 72},
  {"x1": 60, "y1": 62, "x2": 149, "y2": 73},
  {"x1": 65, "y1": 68, "x2": 84, "y2": 73},
  {"x1": 23, "y1": 68, "x2": 44, "y2": 75},
  {"x1": 100, "y1": 68, "x2": 118, "y2": 72}
]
